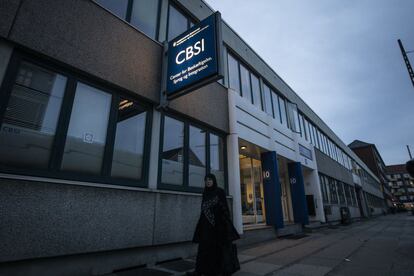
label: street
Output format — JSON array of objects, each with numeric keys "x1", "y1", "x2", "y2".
[{"x1": 122, "y1": 214, "x2": 414, "y2": 276}]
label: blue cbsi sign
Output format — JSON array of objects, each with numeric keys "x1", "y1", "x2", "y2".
[{"x1": 166, "y1": 12, "x2": 223, "y2": 99}]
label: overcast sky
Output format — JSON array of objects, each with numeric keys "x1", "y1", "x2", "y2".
[{"x1": 205, "y1": 0, "x2": 414, "y2": 165}]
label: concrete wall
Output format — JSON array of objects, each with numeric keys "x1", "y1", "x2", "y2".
[
  {"x1": 0, "y1": 0, "x2": 21, "y2": 38},
  {"x1": 0, "y1": 178, "x2": 204, "y2": 263}
]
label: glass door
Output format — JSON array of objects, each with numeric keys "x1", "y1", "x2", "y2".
[{"x1": 240, "y1": 156, "x2": 266, "y2": 225}]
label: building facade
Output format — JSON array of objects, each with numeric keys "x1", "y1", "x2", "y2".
[
  {"x1": 0, "y1": 1, "x2": 385, "y2": 275},
  {"x1": 386, "y1": 164, "x2": 414, "y2": 208},
  {"x1": 349, "y1": 140, "x2": 393, "y2": 210}
]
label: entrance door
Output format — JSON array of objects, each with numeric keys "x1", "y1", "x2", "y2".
[{"x1": 240, "y1": 156, "x2": 266, "y2": 225}]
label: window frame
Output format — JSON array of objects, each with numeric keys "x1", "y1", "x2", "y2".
[
  {"x1": 0, "y1": 51, "x2": 153, "y2": 188},
  {"x1": 94, "y1": 0, "x2": 162, "y2": 41},
  {"x1": 166, "y1": 2, "x2": 197, "y2": 42},
  {"x1": 158, "y1": 111, "x2": 228, "y2": 194}
]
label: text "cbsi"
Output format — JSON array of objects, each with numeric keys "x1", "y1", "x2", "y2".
[{"x1": 175, "y1": 39, "x2": 205, "y2": 65}]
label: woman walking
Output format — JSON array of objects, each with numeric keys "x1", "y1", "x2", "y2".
[{"x1": 189, "y1": 173, "x2": 240, "y2": 276}]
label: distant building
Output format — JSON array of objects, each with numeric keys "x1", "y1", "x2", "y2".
[
  {"x1": 348, "y1": 140, "x2": 393, "y2": 210},
  {"x1": 386, "y1": 164, "x2": 414, "y2": 208}
]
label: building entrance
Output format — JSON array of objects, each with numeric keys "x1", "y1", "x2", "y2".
[{"x1": 240, "y1": 156, "x2": 266, "y2": 225}]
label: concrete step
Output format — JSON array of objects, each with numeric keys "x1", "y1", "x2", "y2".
[
  {"x1": 236, "y1": 225, "x2": 277, "y2": 248},
  {"x1": 276, "y1": 223, "x2": 303, "y2": 237}
]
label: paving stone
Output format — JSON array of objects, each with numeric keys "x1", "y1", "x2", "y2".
[
  {"x1": 275, "y1": 264, "x2": 331, "y2": 276},
  {"x1": 239, "y1": 261, "x2": 281, "y2": 275},
  {"x1": 157, "y1": 259, "x2": 195, "y2": 272},
  {"x1": 298, "y1": 257, "x2": 343, "y2": 268},
  {"x1": 114, "y1": 267, "x2": 173, "y2": 276},
  {"x1": 238, "y1": 254, "x2": 256, "y2": 263}
]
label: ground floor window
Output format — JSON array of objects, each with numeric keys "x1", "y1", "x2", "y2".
[
  {"x1": 319, "y1": 174, "x2": 330, "y2": 203},
  {"x1": 0, "y1": 53, "x2": 152, "y2": 186},
  {"x1": 329, "y1": 178, "x2": 339, "y2": 204},
  {"x1": 159, "y1": 113, "x2": 227, "y2": 192}
]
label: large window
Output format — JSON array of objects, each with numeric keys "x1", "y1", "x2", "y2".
[
  {"x1": 0, "y1": 56, "x2": 151, "y2": 186},
  {"x1": 240, "y1": 64, "x2": 252, "y2": 103},
  {"x1": 250, "y1": 74, "x2": 262, "y2": 110},
  {"x1": 159, "y1": 115, "x2": 227, "y2": 192},
  {"x1": 210, "y1": 134, "x2": 225, "y2": 189},
  {"x1": 227, "y1": 53, "x2": 240, "y2": 94},
  {"x1": 329, "y1": 178, "x2": 339, "y2": 204},
  {"x1": 319, "y1": 175, "x2": 329, "y2": 203},
  {"x1": 167, "y1": 4, "x2": 194, "y2": 41},
  {"x1": 188, "y1": 125, "x2": 206, "y2": 188},
  {"x1": 263, "y1": 84, "x2": 273, "y2": 116},
  {"x1": 227, "y1": 52, "x2": 263, "y2": 107},
  {"x1": 0, "y1": 62, "x2": 67, "y2": 169},
  {"x1": 96, "y1": 0, "x2": 160, "y2": 40},
  {"x1": 279, "y1": 96, "x2": 288, "y2": 128},
  {"x1": 271, "y1": 91, "x2": 281, "y2": 123},
  {"x1": 337, "y1": 181, "x2": 346, "y2": 204},
  {"x1": 160, "y1": 116, "x2": 184, "y2": 185},
  {"x1": 61, "y1": 83, "x2": 112, "y2": 174},
  {"x1": 344, "y1": 184, "x2": 352, "y2": 206},
  {"x1": 111, "y1": 98, "x2": 147, "y2": 180}
]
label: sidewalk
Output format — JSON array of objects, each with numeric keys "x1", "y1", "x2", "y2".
[{"x1": 108, "y1": 214, "x2": 414, "y2": 276}]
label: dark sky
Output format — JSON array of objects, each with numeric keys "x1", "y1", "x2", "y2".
[{"x1": 205, "y1": 0, "x2": 414, "y2": 165}]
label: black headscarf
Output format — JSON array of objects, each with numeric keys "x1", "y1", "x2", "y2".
[{"x1": 203, "y1": 173, "x2": 218, "y2": 194}]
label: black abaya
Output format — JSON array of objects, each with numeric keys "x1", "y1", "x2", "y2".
[{"x1": 193, "y1": 187, "x2": 240, "y2": 275}]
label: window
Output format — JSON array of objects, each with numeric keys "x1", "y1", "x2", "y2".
[
  {"x1": 344, "y1": 184, "x2": 352, "y2": 206},
  {"x1": 279, "y1": 96, "x2": 288, "y2": 127},
  {"x1": 227, "y1": 54, "x2": 240, "y2": 95},
  {"x1": 286, "y1": 102, "x2": 300, "y2": 133},
  {"x1": 302, "y1": 116, "x2": 308, "y2": 141},
  {"x1": 168, "y1": 4, "x2": 189, "y2": 41},
  {"x1": 298, "y1": 114, "x2": 303, "y2": 137},
  {"x1": 272, "y1": 91, "x2": 280, "y2": 122},
  {"x1": 159, "y1": 114, "x2": 227, "y2": 192},
  {"x1": 0, "y1": 62, "x2": 67, "y2": 169},
  {"x1": 161, "y1": 116, "x2": 184, "y2": 185},
  {"x1": 61, "y1": 83, "x2": 112, "y2": 174},
  {"x1": 0, "y1": 56, "x2": 152, "y2": 186},
  {"x1": 189, "y1": 125, "x2": 206, "y2": 188},
  {"x1": 240, "y1": 64, "x2": 252, "y2": 103},
  {"x1": 350, "y1": 186, "x2": 357, "y2": 206},
  {"x1": 329, "y1": 178, "x2": 338, "y2": 204},
  {"x1": 97, "y1": 0, "x2": 129, "y2": 19},
  {"x1": 111, "y1": 97, "x2": 147, "y2": 180},
  {"x1": 210, "y1": 134, "x2": 225, "y2": 189},
  {"x1": 130, "y1": 0, "x2": 159, "y2": 39},
  {"x1": 96, "y1": 0, "x2": 160, "y2": 40},
  {"x1": 337, "y1": 181, "x2": 346, "y2": 204},
  {"x1": 305, "y1": 119, "x2": 311, "y2": 143},
  {"x1": 263, "y1": 84, "x2": 273, "y2": 117},
  {"x1": 250, "y1": 74, "x2": 262, "y2": 110},
  {"x1": 319, "y1": 175, "x2": 329, "y2": 203}
]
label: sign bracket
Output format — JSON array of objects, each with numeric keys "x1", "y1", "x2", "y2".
[{"x1": 156, "y1": 41, "x2": 170, "y2": 110}]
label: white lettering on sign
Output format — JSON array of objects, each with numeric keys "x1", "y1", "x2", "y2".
[
  {"x1": 175, "y1": 39, "x2": 205, "y2": 65},
  {"x1": 290, "y1": 178, "x2": 296, "y2": 185},
  {"x1": 263, "y1": 170, "x2": 270, "y2": 179}
]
